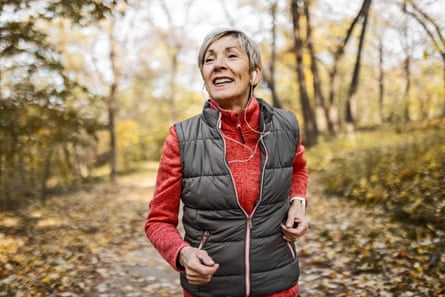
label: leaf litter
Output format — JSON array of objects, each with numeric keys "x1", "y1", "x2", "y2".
[{"x1": 0, "y1": 171, "x2": 443, "y2": 296}]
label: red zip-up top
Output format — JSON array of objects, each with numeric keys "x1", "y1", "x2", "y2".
[{"x1": 145, "y1": 97, "x2": 308, "y2": 297}]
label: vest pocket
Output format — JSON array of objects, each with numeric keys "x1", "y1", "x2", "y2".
[{"x1": 286, "y1": 241, "x2": 296, "y2": 259}]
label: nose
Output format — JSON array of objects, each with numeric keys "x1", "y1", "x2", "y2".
[{"x1": 213, "y1": 56, "x2": 227, "y2": 70}]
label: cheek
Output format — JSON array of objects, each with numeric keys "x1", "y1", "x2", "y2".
[{"x1": 202, "y1": 67, "x2": 212, "y2": 81}]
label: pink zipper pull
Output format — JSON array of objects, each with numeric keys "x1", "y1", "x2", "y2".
[{"x1": 198, "y1": 231, "x2": 211, "y2": 249}]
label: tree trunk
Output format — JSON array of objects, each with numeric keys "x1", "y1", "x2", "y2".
[
  {"x1": 0, "y1": 138, "x2": 3, "y2": 205},
  {"x1": 169, "y1": 47, "x2": 179, "y2": 122},
  {"x1": 40, "y1": 149, "x2": 53, "y2": 204},
  {"x1": 400, "y1": 13, "x2": 412, "y2": 123},
  {"x1": 345, "y1": 0, "x2": 372, "y2": 126},
  {"x1": 402, "y1": 55, "x2": 411, "y2": 122},
  {"x1": 327, "y1": 0, "x2": 370, "y2": 130},
  {"x1": 303, "y1": 0, "x2": 334, "y2": 135},
  {"x1": 442, "y1": 53, "x2": 445, "y2": 116},
  {"x1": 108, "y1": 22, "x2": 119, "y2": 182},
  {"x1": 268, "y1": 1, "x2": 282, "y2": 108},
  {"x1": 403, "y1": 0, "x2": 445, "y2": 116},
  {"x1": 378, "y1": 37, "x2": 385, "y2": 123},
  {"x1": 291, "y1": 0, "x2": 318, "y2": 147}
]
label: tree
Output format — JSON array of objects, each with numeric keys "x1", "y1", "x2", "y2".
[
  {"x1": 262, "y1": 0, "x2": 283, "y2": 108},
  {"x1": 107, "y1": 18, "x2": 120, "y2": 182},
  {"x1": 344, "y1": 0, "x2": 372, "y2": 126},
  {"x1": 290, "y1": 0, "x2": 319, "y2": 147},
  {"x1": 0, "y1": 0, "x2": 118, "y2": 208},
  {"x1": 303, "y1": 0, "x2": 334, "y2": 135},
  {"x1": 402, "y1": 0, "x2": 445, "y2": 115},
  {"x1": 323, "y1": 0, "x2": 373, "y2": 131},
  {"x1": 400, "y1": 18, "x2": 413, "y2": 122},
  {"x1": 143, "y1": 0, "x2": 195, "y2": 123},
  {"x1": 377, "y1": 35, "x2": 385, "y2": 123}
]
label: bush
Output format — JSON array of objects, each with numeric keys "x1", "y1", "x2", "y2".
[{"x1": 314, "y1": 119, "x2": 445, "y2": 232}]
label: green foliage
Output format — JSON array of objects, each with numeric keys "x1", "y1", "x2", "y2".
[
  {"x1": 311, "y1": 118, "x2": 445, "y2": 232},
  {"x1": 0, "y1": 0, "x2": 120, "y2": 209}
]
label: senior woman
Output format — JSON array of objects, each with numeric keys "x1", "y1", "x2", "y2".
[{"x1": 145, "y1": 28, "x2": 309, "y2": 297}]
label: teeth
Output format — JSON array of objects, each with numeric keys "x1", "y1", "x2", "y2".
[{"x1": 214, "y1": 78, "x2": 232, "y2": 84}]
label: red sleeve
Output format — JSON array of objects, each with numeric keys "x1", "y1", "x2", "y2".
[
  {"x1": 289, "y1": 134, "x2": 308, "y2": 204},
  {"x1": 144, "y1": 126, "x2": 189, "y2": 271}
]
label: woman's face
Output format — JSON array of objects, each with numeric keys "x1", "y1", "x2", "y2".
[{"x1": 202, "y1": 35, "x2": 252, "y2": 110}]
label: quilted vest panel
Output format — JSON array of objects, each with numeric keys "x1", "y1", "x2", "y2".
[{"x1": 175, "y1": 99, "x2": 300, "y2": 297}]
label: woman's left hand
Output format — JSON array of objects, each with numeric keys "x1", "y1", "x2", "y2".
[{"x1": 280, "y1": 200, "x2": 308, "y2": 242}]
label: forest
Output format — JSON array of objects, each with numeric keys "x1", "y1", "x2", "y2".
[{"x1": 0, "y1": 0, "x2": 444, "y2": 296}]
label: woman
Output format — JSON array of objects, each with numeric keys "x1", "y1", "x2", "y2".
[{"x1": 145, "y1": 28, "x2": 309, "y2": 297}]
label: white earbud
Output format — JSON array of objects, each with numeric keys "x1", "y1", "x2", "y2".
[{"x1": 251, "y1": 71, "x2": 257, "y2": 83}]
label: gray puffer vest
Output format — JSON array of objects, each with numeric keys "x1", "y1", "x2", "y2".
[{"x1": 175, "y1": 99, "x2": 300, "y2": 297}]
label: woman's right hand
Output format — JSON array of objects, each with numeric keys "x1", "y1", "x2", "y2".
[{"x1": 179, "y1": 246, "x2": 220, "y2": 285}]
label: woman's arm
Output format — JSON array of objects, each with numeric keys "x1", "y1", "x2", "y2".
[
  {"x1": 144, "y1": 126, "x2": 190, "y2": 270},
  {"x1": 281, "y1": 136, "x2": 309, "y2": 241},
  {"x1": 290, "y1": 139, "x2": 308, "y2": 204}
]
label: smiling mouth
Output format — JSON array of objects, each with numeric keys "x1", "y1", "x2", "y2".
[{"x1": 213, "y1": 78, "x2": 233, "y2": 86}]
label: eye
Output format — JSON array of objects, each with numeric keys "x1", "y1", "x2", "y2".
[
  {"x1": 228, "y1": 54, "x2": 238, "y2": 59},
  {"x1": 204, "y1": 56, "x2": 215, "y2": 64}
]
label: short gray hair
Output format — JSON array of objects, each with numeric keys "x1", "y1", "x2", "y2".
[{"x1": 197, "y1": 28, "x2": 262, "y2": 73}]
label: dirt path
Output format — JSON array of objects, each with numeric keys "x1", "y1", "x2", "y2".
[
  {"x1": 87, "y1": 173, "x2": 420, "y2": 297},
  {"x1": 1, "y1": 169, "x2": 442, "y2": 296},
  {"x1": 89, "y1": 173, "x2": 183, "y2": 297}
]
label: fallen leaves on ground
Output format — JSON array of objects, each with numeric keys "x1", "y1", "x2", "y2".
[
  {"x1": 299, "y1": 179, "x2": 445, "y2": 297},
  {"x1": 0, "y1": 171, "x2": 443, "y2": 296},
  {"x1": 0, "y1": 173, "x2": 181, "y2": 297}
]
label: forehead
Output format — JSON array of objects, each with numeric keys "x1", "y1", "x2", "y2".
[{"x1": 206, "y1": 35, "x2": 243, "y2": 53}]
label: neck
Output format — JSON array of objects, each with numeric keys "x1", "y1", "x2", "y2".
[{"x1": 213, "y1": 96, "x2": 251, "y2": 112}]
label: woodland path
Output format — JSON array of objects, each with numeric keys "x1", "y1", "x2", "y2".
[{"x1": 0, "y1": 164, "x2": 440, "y2": 296}]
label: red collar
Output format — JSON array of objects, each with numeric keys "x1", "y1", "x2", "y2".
[{"x1": 209, "y1": 98, "x2": 260, "y2": 133}]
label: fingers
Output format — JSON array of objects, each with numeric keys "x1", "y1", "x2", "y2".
[
  {"x1": 280, "y1": 219, "x2": 309, "y2": 242},
  {"x1": 197, "y1": 250, "x2": 216, "y2": 266},
  {"x1": 182, "y1": 248, "x2": 219, "y2": 285},
  {"x1": 186, "y1": 262, "x2": 219, "y2": 285},
  {"x1": 282, "y1": 200, "x2": 308, "y2": 241}
]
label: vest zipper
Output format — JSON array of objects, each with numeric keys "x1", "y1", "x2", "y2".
[
  {"x1": 246, "y1": 130, "x2": 269, "y2": 296},
  {"x1": 217, "y1": 113, "x2": 270, "y2": 297},
  {"x1": 245, "y1": 216, "x2": 252, "y2": 297},
  {"x1": 218, "y1": 114, "x2": 252, "y2": 296}
]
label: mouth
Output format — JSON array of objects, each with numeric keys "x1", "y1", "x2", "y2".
[{"x1": 213, "y1": 77, "x2": 233, "y2": 86}]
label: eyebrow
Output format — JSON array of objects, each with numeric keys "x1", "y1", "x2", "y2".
[{"x1": 205, "y1": 46, "x2": 242, "y2": 54}]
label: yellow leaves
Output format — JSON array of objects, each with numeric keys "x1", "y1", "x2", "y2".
[
  {"x1": 0, "y1": 234, "x2": 24, "y2": 256},
  {"x1": 0, "y1": 216, "x2": 20, "y2": 227},
  {"x1": 117, "y1": 119, "x2": 140, "y2": 146},
  {"x1": 0, "y1": 178, "x2": 184, "y2": 296},
  {"x1": 41, "y1": 273, "x2": 60, "y2": 283},
  {"x1": 36, "y1": 218, "x2": 65, "y2": 228},
  {"x1": 1, "y1": 153, "x2": 443, "y2": 296},
  {"x1": 300, "y1": 179, "x2": 445, "y2": 296}
]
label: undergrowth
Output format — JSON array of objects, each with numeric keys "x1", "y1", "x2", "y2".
[
  {"x1": 306, "y1": 118, "x2": 445, "y2": 295},
  {"x1": 308, "y1": 118, "x2": 445, "y2": 234}
]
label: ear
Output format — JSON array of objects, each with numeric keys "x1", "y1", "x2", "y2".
[{"x1": 250, "y1": 68, "x2": 262, "y2": 86}]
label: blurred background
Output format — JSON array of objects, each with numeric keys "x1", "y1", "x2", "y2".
[
  {"x1": 1, "y1": 0, "x2": 444, "y2": 295},
  {"x1": 1, "y1": 0, "x2": 443, "y2": 203}
]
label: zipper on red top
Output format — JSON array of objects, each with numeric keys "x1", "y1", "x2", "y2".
[{"x1": 236, "y1": 121, "x2": 246, "y2": 144}]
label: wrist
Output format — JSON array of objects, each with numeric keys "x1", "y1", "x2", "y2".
[
  {"x1": 290, "y1": 196, "x2": 306, "y2": 215},
  {"x1": 177, "y1": 246, "x2": 191, "y2": 269}
]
